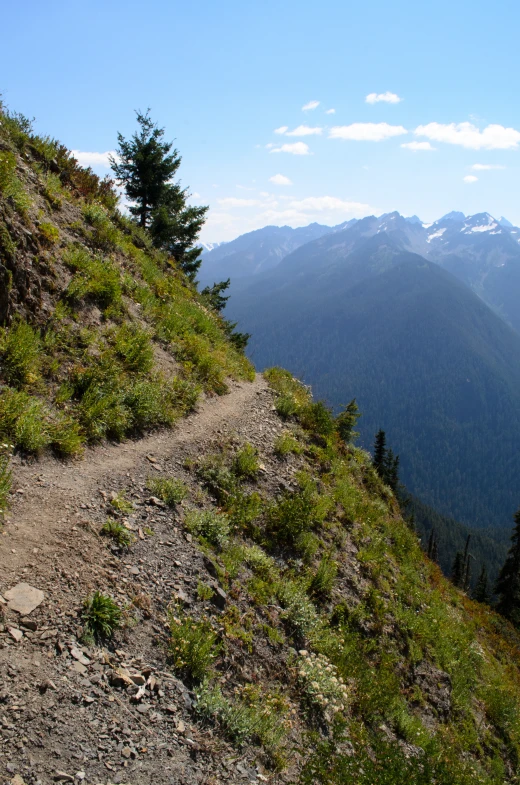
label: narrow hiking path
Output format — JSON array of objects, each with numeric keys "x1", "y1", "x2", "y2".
[
  {"x1": 0, "y1": 375, "x2": 266, "y2": 582},
  {"x1": 0, "y1": 372, "x2": 304, "y2": 785}
]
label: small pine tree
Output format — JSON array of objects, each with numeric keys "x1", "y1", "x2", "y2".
[
  {"x1": 427, "y1": 529, "x2": 437, "y2": 560},
  {"x1": 495, "y1": 507, "x2": 520, "y2": 626},
  {"x1": 336, "y1": 399, "x2": 361, "y2": 444},
  {"x1": 451, "y1": 551, "x2": 464, "y2": 588},
  {"x1": 386, "y1": 448, "x2": 400, "y2": 493},
  {"x1": 373, "y1": 429, "x2": 386, "y2": 473},
  {"x1": 473, "y1": 565, "x2": 490, "y2": 604},
  {"x1": 462, "y1": 535, "x2": 472, "y2": 592},
  {"x1": 201, "y1": 279, "x2": 231, "y2": 312}
]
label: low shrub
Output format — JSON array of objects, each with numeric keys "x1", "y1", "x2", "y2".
[
  {"x1": 0, "y1": 452, "x2": 12, "y2": 513},
  {"x1": 0, "y1": 388, "x2": 82, "y2": 455},
  {"x1": 63, "y1": 246, "x2": 122, "y2": 311},
  {"x1": 299, "y1": 401, "x2": 335, "y2": 437},
  {"x1": 147, "y1": 476, "x2": 188, "y2": 506},
  {"x1": 39, "y1": 221, "x2": 59, "y2": 245},
  {"x1": 296, "y1": 650, "x2": 350, "y2": 721},
  {"x1": 109, "y1": 492, "x2": 134, "y2": 514},
  {"x1": 308, "y1": 555, "x2": 338, "y2": 599},
  {"x1": 185, "y1": 509, "x2": 231, "y2": 547},
  {"x1": 169, "y1": 609, "x2": 220, "y2": 682},
  {"x1": 265, "y1": 487, "x2": 316, "y2": 547},
  {"x1": 277, "y1": 580, "x2": 320, "y2": 638},
  {"x1": 112, "y1": 323, "x2": 154, "y2": 374},
  {"x1": 0, "y1": 151, "x2": 31, "y2": 214},
  {"x1": 232, "y1": 443, "x2": 259, "y2": 478},
  {"x1": 100, "y1": 519, "x2": 135, "y2": 548},
  {"x1": 82, "y1": 591, "x2": 122, "y2": 640},
  {"x1": 274, "y1": 431, "x2": 303, "y2": 458}
]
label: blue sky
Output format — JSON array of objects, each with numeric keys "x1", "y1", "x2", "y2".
[{"x1": 2, "y1": 0, "x2": 520, "y2": 241}]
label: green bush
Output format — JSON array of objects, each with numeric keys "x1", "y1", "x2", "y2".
[
  {"x1": 232, "y1": 442, "x2": 259, "y2": 478},
  {"x1": 185, "y1": 509, "x2": 231, "y2": 546},
  {"x1": 0, "y1": 388, "x2": 82, "y2": 455},
  {"x1": 147, "y1": 476, "x2": 188, "y2": 506},
  {"x1": 275, "y1": 394, "x2": 300, "y2": 419},
  {"x1": 39, "y1": 221, "x2": 59, "y2": 245},
  {"x1": 299, "y1": 401, "x2": 335, "y2": 436},
  {"x1": 100, "y1": 519, "x2": 135, "y2": 547},
  {"x1": 63, "y1": 247, "x2": 122, "y2": 310},
  {"x1": 112, "y1": 323, "x2": 154, "y2": 373},
  {"x1": 0, "y1": 321, "x2": 42, "y2": 387},
  {"x1": 83, "y1": 202, "x2": 121, "y2": 249},
  {"x1": 169, "y1": 610, "x2": 220, "y2": 682},
  {"x1": 82, "y1": 591, "x2": 122, "y2": 640},
  {"x1": 0, "y1": 151, "x2": 31, "y2": 214},
  {"x1": 110, "y1": 492, "x2": 134, "y2": 514},
  {"x1": 265, "y1": 488, "x2": 316, "y2": 546},
  {"x1": 274, "y1": 431, "x2": 303, "y2": 458},
  {"x1": 296, "y1": 650, "x2": 350, "y2": 720},
  {"x1": 308, "y1": 555, "x2": 338, "y2": 598},
  {"x1": 196, "y1": 454, "x2": 238, "y2": 504},
  {"x1": 276, "y1": 580, "x2": 320, "y2": 638}
]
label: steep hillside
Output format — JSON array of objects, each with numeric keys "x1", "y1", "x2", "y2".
[
  {"x1": 0, "y1": 105, "x2": 253, "y2": 470},
  {"x1": 227, "y1": 248, "x2": 520, "y2": 532},
  {"x1": 3, "y1": 107, "x2": 520, "y2": 785}
]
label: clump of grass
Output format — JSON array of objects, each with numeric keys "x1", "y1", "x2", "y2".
[
  {"x1": 185, "y1": 509, "x2": 231, "y2": 547},
  {"x1": 265, "y1": 487, "x2": 316, "y2": 547},
  {"x1": 0, "y1": 150, "x2": 31, "y2": 215},
  {"x1": 100, "y1": 519, "x2": 135, "y2": 548},
  {"x1": 147, "y1": 476, "x2": 188, "y2": 506},
  {"x1": 39, "y1": 221, "x2": 59, "y2": 245},
  {"x1": 169, "y1": 609, "x2": 221, "y2": 682},
  {"x1": 0, "y1": 388, "x2": 82, "y2": 455},
  {"x1": 232, "y1": 442, "x2": 259, "y2": 479},
  {"x1": 228, "y1": 490, "x2": 263, "y2": 533},
  {"x1": 196, "y1": 680, "x2": 290, "y2": 764},
  {"x1": 275, "y1": 394, "x2": 300, "y2": 419},
  {"x1": 82, "y1": 202, "x2": 121, "y2": 249},
  {"x1": 197, "y1": 582, "x2": 215, "y2": 601},
  {"x1": 308, "y1": 555, "x2": 338, "y2": 599},
  {"x1": 0, "y1": 320, "x2": 42, "y2": 387},
  {"x1": 274, "y1": 431, "x2": 303, "y2": 458},
  {"x1": 110, "y1": 491, "x2": 134, "y2": 514},
  {"x1": 196, "y1": 453, "x2": 238, "y2": 504},
  {"x1": 299, "y1": 401, "x2": 335, "y2": 437},
  {"x1": 0, "y1": 451, "x2": 12, "y2": 513},
  {"x1": 112, "y1": 323, "x2": 154, "y2": 373},
  {"x1": 82, "y1": 591, "x2": 122, "y2": 640},
  {"x1": 277, "y1": 580, "x2": 320, "y2": 638},
  {"x1": 63, "y1": 246, "x2": 122, "y2": 311}
]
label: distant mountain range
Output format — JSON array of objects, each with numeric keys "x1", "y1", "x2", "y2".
[{"x1": 204, "y1": 212, "x2": 520, "y2": 532}]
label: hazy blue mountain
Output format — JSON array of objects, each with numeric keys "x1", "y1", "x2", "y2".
[
  {"x1": 198, "y1": 222, "x2": 332, "y2": 287},
  {"x1": 226, "y1": 234, "x2": 520, "y2": 531}
]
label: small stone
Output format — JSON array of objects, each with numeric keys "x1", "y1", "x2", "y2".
[
  {"x1": 211, "y1": 587, "x2": 227, "y2": 610},
  {"x1": 11, "y1": 776, "x2": 27, "y2": 785},
  {"x1": 20, "y1": 618, "x2": 38, "y2": 631},
  {"x1": 70, "y1": 647, "x2": 90, "y2": 666},
  {"x1": 185, "y1": 533, "x2": 192, "y2": 543},
  {"x1": 8, "y1": 627, "x2": 23, "y2": 642},
  {"x1": 71, "y1": 661, "x2": 87, "y2": 676},
  {"x1": 108, "y1": 668, "x2": 134, "y2": 688},
  {"x1": 121, "y1": 746, "x2": 132, "y2": 759},
  {"x1": 136, "y1": 703, "x2": 150, "y2": 713},
  {"x1": 130, "y1": 672, "x2": 146, "y2": 686},
  {"x1": 40, "y1": 629, "x2": 58, "y2": 640},
  {"x1": 40, "y1": 679, "x2": 57, "y2": 693},
  {"x1": 128, "y1": 566, "x2": 140, "y2": 576},
  {"x1": 4, "y1": 583, "x2": 44, "y2": 615},
  {"x1": 54, "y1": 773, "x2": 74, "y2": 782},
  {"x1": 176, "y1": 719, "x2": 185, "y2": 733},
  {"x1": 74, "y1": 773, "x2": 85, "y2": 782},
  {"x1": 164, "y1": 704, "x2": 177, "y2": 714}
]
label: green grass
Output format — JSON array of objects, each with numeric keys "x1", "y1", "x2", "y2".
[
  {"x1": 0, "y1": 453, "x2": 12, "y2": 513},
  {"x1": 39, "y1": 221, "x2": 59, "y2": 245},
  {"x1": 274, "y1": 430, "x2": 303, "y2": 458},
  {"x1": 147, "y1": 476, "x2": 188, "y2": 506},
  {"x1": 169, "y1": 609, "x2": 221, "y2": 682},
  {"x1": 232, "y1": 442, "x2": 259, "y2": 478},
  {"x1": 308, "y1": 555, "x2": 338, "y2": 599},
  {"x1": 100, "y1": 519, "x2": 135, "y2": 548},
  {"x1": 0, "y1": 388, "x2": 83, "y2": 455},
  {"x1": 82, "y1": 591, "x2": 122, "y2": 640},
  {"x1": 0, "y1": 321, "x2": 42, "y2": 388},
  {"x1": 109, "y1": 492, "x2": 134, "y2": 514},
  {"x1": 185, "y1": 509, "x2": 231, "y2": 547},
  {"x1": 0, "y1": 150, "x2": 31, "y2": 215}
]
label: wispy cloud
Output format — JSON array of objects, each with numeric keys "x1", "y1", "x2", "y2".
[
  {"x1": 325, "y1": 108, "x2": 336, "y2": 115},
  {"x1": 366, "y1": 91, "x2": 402, "y2": 104},
  {"x1": 302, "y1": 100, "x2": 320, "y2": 111},
  {"x1": 284, "y1": 125, "x2": 322, "y2": 137},
  {"x1": 463, "y1": 175, "x2": 478, "y2": 183},
  {"x1": 274, "y1": 126, "x2": 288, "y2": 135},
  {"x1": 71, "y1": 150, "x2": 116, "y2": 168},
  {"x1": 269, "y1": 174, "x2": 292, "y2": 186},
  {"x1": 329, "y1": 123, "x2": 407, "y2": 142},
  {"x1": 270, "y1": 142, "x2": 311, "y2": 155},
  {"x1": 471, "y1": 163, "x2": 506, "y2": 170},
  {"x1": 288, "y1": 196, "x2": 370, "y2": 213},
  {"x1": 401, "y1": 141, "x2": 435, "y2": 151},
  {"x1": 415, "y1": 122, "x2": 520, "y2": 150}
]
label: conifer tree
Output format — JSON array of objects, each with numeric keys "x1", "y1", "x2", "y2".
[
  {"x1": 373, "y1": 429, "x2": 387, "y2": 474},
  {"x1": 427, "y1": 529, "x2": 438, "y2": 561},
  {"x1": 474, "y1": 565, "x2": 490, "y2": 604},
  {"x1": 462, "y1": 535, "x2": 472, "y2": 592},
  {"x1": 111, "y1": 111, "x2": 208, "y2": 281},
  {"x1": 201, "y1": 278, "x2": 231, "y2": 313},
  {"x1": 451, "y1": 551, "x2": 464, "y2": 588},
  {"x1": 336, "y1": 399, "x2": 361, "y2": 444},
  {"x1": 495, "y1": 507, "x2": 520, "y2": 625}
]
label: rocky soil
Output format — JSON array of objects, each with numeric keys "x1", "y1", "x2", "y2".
[{"x1": 0, "y1": 375, "x2": 304, "y2": 785}]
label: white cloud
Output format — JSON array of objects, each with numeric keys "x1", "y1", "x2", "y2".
[
  {"x1": 401, "y1": 141, "x2": 435, "y2": 151},
  {"x1": 218, "y1": 197, "x2": 260, "y2": 207},
  {"x1": 285, "y1": 125, "x2": 322, "y2": 136},
  {"x1": 302, "y1": 100, "x2": 320, "y2": 111},
  {"x1": 325, "y1": 108, "x2": 336, "y2": 115},
  {"x1": 329, "y1": 123, "x2": 407, "y2": 142},
  {"x1": 274, "y1": 126, "x2": 288, "y2": 135},
  {"x1": 270, "y1": 142, "x2": 311, "y2": 155},
  {"x1": 269, "y1": 174, "x2": 292, "y2": 186},
  {"x1": 190, "y1": 192, "x2": 201, "y2": 199},
  {"x1": 471, "y1": 163, "x2": 506, "y2": 170},
  {"x1": 71, "y1": 150, "x2": 116, "y2": 168},
  {"x1": 415, "y1": 122, "x2": 520, "y2": 150},
  {"x1": 463, "y1": 175, "x2": 478, "y2": 183},
  {"x1": 265, "y1": 143, "x2": 276, "y2": 149},
  {"x1": 366, "y1": 91, "x2": 402, "y2": 104}
]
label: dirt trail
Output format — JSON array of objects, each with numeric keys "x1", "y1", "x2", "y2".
[{"x1": 0, "y1": 375, "x2": 267, "y2": 582}]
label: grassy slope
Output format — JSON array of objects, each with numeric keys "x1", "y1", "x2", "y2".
[
  {"x1": 1, "y1": 108, "x2": 520, "y2": 783},
  {"x1": 0, "y1": 104, "x2": 253, "y2": 483}
]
